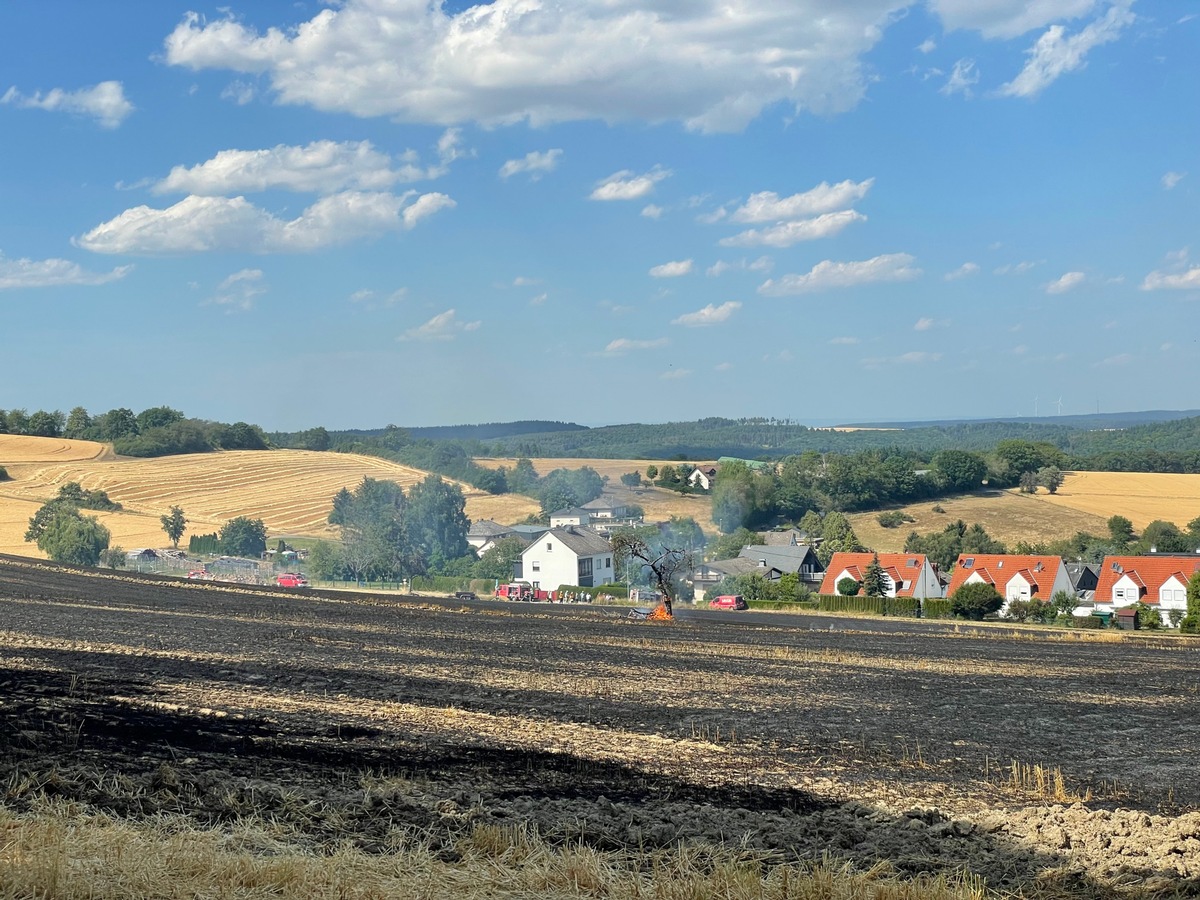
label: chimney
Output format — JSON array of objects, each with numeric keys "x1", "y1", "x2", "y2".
[{"x1": 758, "y1": 558, "x2": 767, "y2": 567}]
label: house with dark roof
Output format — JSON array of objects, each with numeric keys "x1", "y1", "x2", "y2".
[
  {"x1": 549, "y1": 507, "x2": 591, "y2": 528},
  {"x1": 819, "y1": 552, "x2": 943, "y2": 599},
  {"x1": 945, "y1": 554, "x2": 1074, "y2": 614},
  {"x1": 520, "y1": 526, "x2": 615, "y2": 590},
  {"x1": 467, "y1": 519, "x2": 516, "y2": 554},
  {"x1": 692, "y1": 542, "x2": 824, "y2": 600},
  {"x1": 687, "y1": 465, "x2": 720, "y2": 490},
  {"x1": 1093, "y1": 555, "x2": 1200, "y2": 626}
]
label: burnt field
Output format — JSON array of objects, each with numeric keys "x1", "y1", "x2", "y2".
[{"x1": 3, "y1": 555, "x2": 1200, "y2": 894}]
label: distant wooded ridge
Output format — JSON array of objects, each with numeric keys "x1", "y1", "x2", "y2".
[
  {"x1": 837, "y1": 409, "x2": 1200, "y2": 430},
  {"x1": 334, "y1": 421, "x2": 587, "y2": 441}
]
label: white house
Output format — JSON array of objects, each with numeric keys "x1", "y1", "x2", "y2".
[
  {"x1": 946, "y1": 554, "x2": 1074, "y2": 614},
  {"x1": 520, "y1": 526, "x2": 615, "y2": 591},
  {"x1": 687, "y1": 465, "x2": 719, "y2": 490},
  {"x1": 549, "y1": 507, "x2": 591, "y2": 528},
  {"x1": 1093, "y1": 555, "x2": 1200, "y2": 626}
]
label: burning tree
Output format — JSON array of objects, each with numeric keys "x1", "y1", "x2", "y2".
[{"x1": 610, "y1": 527, "x2": 695, "y2": 618}]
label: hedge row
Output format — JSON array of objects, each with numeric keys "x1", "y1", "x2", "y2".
[
  {"x1": 410, "y1": 575, "x2": 494, "y2": 594},
  {"x1": 817, "y1": 595, "x2": 921, "y2": 617},
  {"x1": 1071, "y1": 615, "x2": 1107, "y2": 630},
  {"x1": 557, "y1": 583, "x2": 629, "y2": 600},
  {"x1": 922, "y1": 599, "x2": 954, "y2": 619}
]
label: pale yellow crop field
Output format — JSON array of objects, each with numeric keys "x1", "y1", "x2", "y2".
[
  {"x1": 1025, "y1": 471, "x2": 1200, "y2": 531},
  {"x1": 0, "y1": 434, "x2": 106, "y2": 464},
  {"x1": 0, "y1": 441, "x2": 539, "y2": 558}
]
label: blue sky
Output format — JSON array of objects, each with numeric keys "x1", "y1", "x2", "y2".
[{"x1": 1, "y1": 1, "x2": 1196, "y2": 431}]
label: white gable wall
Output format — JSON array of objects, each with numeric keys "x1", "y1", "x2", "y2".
[{"x1": 520, "y1": 532, "x2": 614, "y2": 591}]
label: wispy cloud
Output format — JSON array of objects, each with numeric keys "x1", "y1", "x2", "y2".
[
  {"x1": 914, "y1": 317, "x2": 934, "y2": 331},
  {"x1": 941, "y1": 59, "x2": 979, "y2": 97},
  {"x1": 641, "y1": 204, "x2": 664, "y2": 219},
  {"x1": 0, "y1": 253, "x2": 131, "y2": 290},
  {"x1": 499, "y1": 148, "x2": 562, "y2": 180},
  {"x1": 1046, "y1": 271, "x2": 1086, "y2": 293},
  {"x1": 602, "y1": 337, "x2": 668, "y2": 356},
  {"x1": 729, "y1": 179, "x2": 873, "y2": 223},
  {"x1": 994, "y1": 260, "x2": 1038, "y2": 275},
  {"x1": 660, "y1": 368, "x2": 692, "y2": 380},
  {"x1": 944, "y1": 261, "x2": 980, "y2": 281},
  {"x1": 1, "y1": 80, "x2": 133, "y2": 128},
  {"x1": 671, "y1": 301, "x2": 741, "y2": 327},
  {"x1": 208, "y1": 268, "x2": 265, "y2": 311},
  {"x1": 863, "y1": 350, "x2": 942, "y2": 367},
  {"x1": 589, "y1": 167, "x2": 670, "y2": 201},
  {"x1": 829, "y1": 336, "x2": 860, "y2": 345},
  {"x1": 759, "y1": 253, "x2": 921, "y2": 296},
  {"x1": 649, "y1": 259, "x2": 693, "y2": 278},
  {"x1": 998, "y1": 2, "x2": 1136, "y2": 99},
  {"x1": 1162, "y1": 171, "x2": 1186, "y2": 190},
  {"x1": 720, "y1": 210, "x2": 865, "y2": 248},
  {"x1": 398, "y1": 308, "x2": 481, "y2": 342}
]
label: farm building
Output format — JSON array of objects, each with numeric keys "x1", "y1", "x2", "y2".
[{"x1": 819, "y1": 552, "x2": 944, "y2": 599}]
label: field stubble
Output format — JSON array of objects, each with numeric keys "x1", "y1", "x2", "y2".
[{"x1": 2, "y1": 557, "x2": 1200, "y2": 897}]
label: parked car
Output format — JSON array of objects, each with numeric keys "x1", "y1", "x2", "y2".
[
  {"x1": 276, "y1": 573, "x2": 309, "y2": 588},
  {"x1": 709, "y1": 594, "x2": 748, "y2": 611},
  {"x1": 454, "y1": 590, "x2": 478, "y2": 600}
]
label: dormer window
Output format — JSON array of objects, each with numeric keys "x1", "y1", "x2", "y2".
[{"x1": 964, "y1": 558, "x2": 974, "y2": 568}]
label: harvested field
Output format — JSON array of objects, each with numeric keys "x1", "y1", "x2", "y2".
[
  {"x1": 850, "y1": 490, "x2": 1110, "y2": 553},
  {"x1": 2, "y1": 555, "x2": 1198, "y2": 897},
  {"x1": 0, "y1": 433, "x2": 106, "y2": 465},
  {"x1": 1029, "y1": 471, "x2": 1200, "y2": 532},
  {"x1": 0, "y1": 444, "x2": 540, "y2": 558}
]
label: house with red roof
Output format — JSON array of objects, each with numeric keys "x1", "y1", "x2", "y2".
[
  {"x1": 1093, "y1": 555, "x2": 1200, "y2": 626},
  {"x1": 945, "y1": 554, "x2": 1073, "y2": 614},
  {"x1": 819, "y1": 552, "x2": 943, "y2": 599}
]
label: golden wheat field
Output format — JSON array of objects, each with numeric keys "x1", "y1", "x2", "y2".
[
  {"x1": 1025, "y1": 470, "x2": 1200, "y2": 532},
  {"x1": 0, "y1": 434, "x2": 106, "y2": 464},
  {"x1": 0, "y1": 441, "x2": 540, "y2": 558}
]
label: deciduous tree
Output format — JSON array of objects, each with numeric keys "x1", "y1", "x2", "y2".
[{"x1": 160, "y1": 506, "x2": 187, "y2": 549}]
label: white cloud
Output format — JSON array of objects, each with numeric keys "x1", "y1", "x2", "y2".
[
  {"x1": 220, "y1": 80, "x2": 257, "y2": 105},
  {"x1": 602, "y1": 337, "x2": 668, "y2": 355},
  {"x1": 944, "y1": 261, "x2": 980, "y2": 280},
  {"x1": 649, "y1": 259, "x2": 694, "y2": 278},
  {"x1": 994, "y1": 260, "x2": 1038, "y2": 275},
  {"x1": 499, "y1": 148, "x2": 562, "y2": 180},
  {"x1": 720, "y1": 210, "x2": 865, "y2": 248},
  {"x1": 914, "y1": 317, "x2": 934, "y2": 331},
  {"x1": 715, "y1": 362, "x2": 733, "y2": 372},
  {"x1": 1141, "y1": 267, "x2": 1200, "y2": 291},
  {"x1": 1, "y1": 80, "x2": 133, "y2": 128},
  {"x1": 1100, "y1": 352, "x2": 1132, "y2": 366},
  {"x1": 759, "y1": 253, "x2": 921, "y2": 295},
  {"x1": 163, "y1": 4, "x2": 903, "y2": 133},
  {"x1": 929, "y1": 0, "x2": 1103, "y2": 40},
  {"x1": 513, "y1": 276, "x2": 540, "y2": 287},
  {"x1": 730, "y1": 179, "x2": 873, "y2": 223},
  {"x1": 350, "y1": 287, "x2": 407, "y2": 309},
  {"x1": 641, "y1": 204, "x2": 664, "y2": 219},
  {"x1": 589, "y1": 167, "x2": 670, "y2": 201},
  {"x1": 829, "y1": 336, "x2": 860, "y2": 345},
  {"x1": 1162, "y1": 171, "x2": 1186, "y2": 190},
  {"x1": 660, "y1": 368, "x2": 692, "y2": 380},
  {"x1": 77, "y1": 190, "x2": 452, "y2": 255},
  {"x1": 863, "y1": 350, "x2": 943, "y2": 367},
  {"x1": 918, "y1": 37, "x2": 937, "y2": 53},
  {"x1": 398, "y1": 309, "x2": 481, "y2": 342},
  {"x1": 209, "y1": 268, "x2": 265, "y2": 311},
  {"x1": 941, "y1": 59, "x2": 979, "y2": 96},
  {"x1": 0, "y1": 253, "x2": 131, "y2": 290},
  {"x1": 530, "y1": 292, "x2": 548, "y2": 306},
  {"x1": 1046, "y1": 270, "x2": 1086, "y2": 293},
  {"x1": 998, "y1": 2, "x2": 1136, "y2": 98},
  {"x1": 672, "y1": 301, "x2": 742, "y2": 327},
  {"x1": 154, "y1": 140, "x2": 441, "y2": 195}
]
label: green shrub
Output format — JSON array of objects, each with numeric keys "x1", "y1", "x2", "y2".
[
  {"x1": 188, "y1": 533, "x2": 220, "y2": 555},
  {"x1": 836, "y1": 576, "x2": 861, "y2": 597},
  {"x1": 877, "y1": 511, "x2": 915, "y2": 529},
  {"x1": 922, "y1": 598, "x2": 954, "y2": 619},
  {"x1": 950, "y1": 582, "x2": 1003, "y2": 620},
  {"x1": 410, "y1": 574, "x2": 477, "y2": 594},
  {"x1": 1071, "y1": 615, "x2": 1106, "y2": 630},
  {"x1": 817, "y1": 595, "x2": 920, "y2": 617}
]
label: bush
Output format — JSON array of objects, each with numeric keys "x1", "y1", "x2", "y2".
[
  {"x1": 1071, "y1": 615, "x2": 1107, "y2": 630},
  {"x1": 0, "y1": 466, "x2": 8, "y2": 482},
  {"x1": 950, "y1": 582, "x2": 1004, "y2": 620},
  {"x1": 188, "y1": 533, "x2": 220, "y2": 555},
  {"x1": 836, "y1": 576, "x2": 861, "y2": 597},
  {"x1": 877, "y1": 511, "x2": 915, "y2": 529}
]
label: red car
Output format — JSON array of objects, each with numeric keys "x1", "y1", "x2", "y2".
[
  {"x1": 276, "y1": 573, "x2": 309, "y2": 588},
  {"x1": 709, "y1": 594, "x2": 748, "y2": 610}
]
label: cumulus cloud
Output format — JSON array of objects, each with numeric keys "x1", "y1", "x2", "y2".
[
  {"x1": 649, "y1": 259, "x2": 693, "y2": 278},
  {"x1": 1, "y1": 80, "x2": 133, "y2": 128},
  {"x1": 208, "y1": 268, "x2": 265, "y2": 311},
  {"x1": 914, "y1": 317, "x2": 934, "y2": 331},
  {"x1": 1141, "y1": 267, "x2": 1200, "y2": 291},
  {"x1": 918, "y1": 37, "x2": 937, "y2": 53},
  {"x1": 589, "y1": 167, "x2": 670, "y2": 201},
  {"x1": 758, "y1": 253, "x2": 921, "y2": 295},
  {"x1": 499, "y1": 148, "x2": 562, "y2": 180},
  {"x1": 730, "y1": 179, "x2": 873, "y2": 223},
  {"x1": 720, "y1": 210, "x2": 865, "y2": 248},
  {"x1": 1046, "y1": 270, "x2": 1086, "y2": 293},
  {"x1": 941, "y1": 59, "x2": 979, "y2": 96},
  {"x1": 602, "y1": 337, "x2": 668, "y2": 356},
  {"x1": 398, "y1": 309, "x2": 481, "y2": 342},
  {"x1": 944, "y1": 262, "x2": 980, "y2": 280},
  {"x1": 1162, "y1": 171, "x2": 1185, "y2": 190},
  {"x1": 999, "y1": 2, "x2": 1136, "y2": 98},
  {"x1": 671, "y1": 301, "x2": 742, "y2": 327},
  {"x1": 76, "y1": 190, "x2": 452, "y2": 255},
  {"x1": 641, "y1": 204, "x2": 664, "y2": 219},
  {"x1": 163, "y1": 4, "x2": 902, "y2": 133},
  {"x1": 0, "y1": 253, "x2": 131, "y2": 290},
  {"x1": 154, "y1": 140, "x2": 445, "y2": 195}
]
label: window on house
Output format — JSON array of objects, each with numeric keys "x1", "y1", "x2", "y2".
[
  {"x1": 963, "y1": 558, "x2": 974, "y2": 568},
  {"x1": 1114, "y1": 588, "x2": 1124, "y2": 600},
  {"x1": 546, "y1": 542, "x2": 553, "y2": 551},
  {"x1": 532, "y1": 562, "x2": 540, "y2": 572},
  {"x1": 605, "y1": 557, "x2": 611, "y2": 568},
  {"x1": 578, "y1": 558, "x2": 593, "y2": 579}
]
